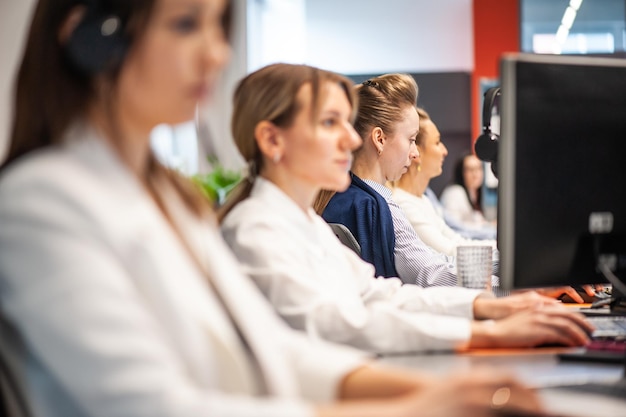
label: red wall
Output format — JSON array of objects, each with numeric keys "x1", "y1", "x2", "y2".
[{"x1": 471, "y1": 0, "x2": 520, "y2": 142}]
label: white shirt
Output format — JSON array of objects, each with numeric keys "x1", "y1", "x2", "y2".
[
  {"x1": 440, "y1": 184, "x2": 492, "y2": 229},
  {"x1": 221, "y1": 178, "x2": 490, "y2": 354},
  {"x1": 424, "y1": 187, "x2": 497, "y2": 240},
  {"x1": 0, "y1": 124, "x2": 367, "y2": 417},
  {"x1": 392, "y1": 187, "x2": 497, "y2": 257}
]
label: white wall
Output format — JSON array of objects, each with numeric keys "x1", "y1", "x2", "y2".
[
  {"x1": 0, "y1": 0, "x2": 36, "y2": 163},
  {"x1": 247, "y1": 0, "x2": 474, "y2": 74},
  {"x1": 305, "y1": 0, "x2": 474, "y2": 74},
  {"x1": 247, "y1": 0, "x2": 307, "y2": 73}
]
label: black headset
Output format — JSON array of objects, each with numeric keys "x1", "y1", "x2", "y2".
[
  {"x1": 474, "y1": 86, "x2": 501, "y2": 177},
  {"x1": 474, "y1": 87, "x2": 501, "y2": 163},
  {"x1": 64, "y1": 0, "x2": 129, "y2": 75}
]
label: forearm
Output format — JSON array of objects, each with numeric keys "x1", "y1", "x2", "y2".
[
  {"x1": 468, "y1": 320, "x2": 499, "y2": 348},
  {"x1": 335, "y1": 364, "x2": 433, "y2": 400},
  {"x1": 317, "y1": 400, "x2": 403, "y2": 417},
  {"x1": 473, "y1": 292, "x2": 560, "y2": 320},
  {"x1": 388, "y1": 283, "x2": 481, "y2": 319},
  {"x1": 314, "y1": 368, "x2": 416, "y2": 417},
  {"x1": 473, "y1": 297, "x2": 511, "y2": 320},
  {"x1": 306, "y1": 302, "x2": 470, "y2": 354}
]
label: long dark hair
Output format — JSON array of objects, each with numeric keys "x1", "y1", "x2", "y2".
[
  {"x1": 452, "y1": 153, "x2": 483, "y2": 212},
  {"x1": 4, "y1": 0, "x2": 224, "y2": 217},
  {"x1": 5, "y1": 0, "x2": 153, "y2": 168}
]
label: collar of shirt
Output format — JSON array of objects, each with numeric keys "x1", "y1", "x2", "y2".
[
  {"x1": 250, "y1": 177, "x2": 318, "y2": 229},
  {"x1": 361, "y1": 179, "x2": 393, "y2": 202}
]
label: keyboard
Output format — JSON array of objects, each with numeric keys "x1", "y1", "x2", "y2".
[
  {"x1": 554, "y1": 314, "x2": 626, "y2": 400},
  {"x1": 587, "y1": 315, "x2": 626, "y2": 338}
]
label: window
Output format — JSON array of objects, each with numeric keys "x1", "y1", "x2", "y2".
[
  {"x1": 150, "y1": 121, "x2": 199, "y2": 176},
  {"x1": 521, "y1": 0, "x2": 626, "y2": 55}
]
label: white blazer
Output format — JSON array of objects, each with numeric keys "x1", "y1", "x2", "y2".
[{"x1": 0, "y1": 124, "x2": 366, "y2": 417}]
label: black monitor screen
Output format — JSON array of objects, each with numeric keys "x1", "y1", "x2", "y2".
[{"x1": 498, "y1": 53, "x2": 626, "y2": 291}]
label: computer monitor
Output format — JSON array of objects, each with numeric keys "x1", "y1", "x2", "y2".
[{"x1": 498, "y1": 53, "x2": 626, "y2": 301}]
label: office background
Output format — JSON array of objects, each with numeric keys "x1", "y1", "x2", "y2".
[
  {"x1": 0, "y1": 0, "x2": 475, "y2": 192},
  {"x1": 1, "y1": 0, "x2": 623, "y2": 194}
]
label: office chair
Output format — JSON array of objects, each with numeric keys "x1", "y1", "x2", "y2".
[
  {"x1": 329, "y1": 223, "x2": 361, "y2": 255},
  {"x1": 0, "y1": 315, "x2": 32, "y2": 417}
]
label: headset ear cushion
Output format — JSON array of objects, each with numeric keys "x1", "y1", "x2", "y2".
[
  {"x1": 474, "y1": 131, "x2": 499, "y2": 163},
  {"x1": 65, "y1": 12, "x2": 127, "y2": 75},
  {"x1": 475, "y1": 86, "x2": 501, "y2": 163}
]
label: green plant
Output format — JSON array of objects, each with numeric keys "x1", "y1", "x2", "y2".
[{"x1": 192, "y1": 156, "x2": 243, "y2": 206}]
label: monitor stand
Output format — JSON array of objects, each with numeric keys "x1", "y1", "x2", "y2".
[
  {"x1": 579, "y1": 286, "x2": 625, "y2": 316},
  {"x1": 595, "y1": 261, "x2": 626, "y2": 315},
  {"x1": 608, "y1": 287, "x2": 626, "y2": 315}
]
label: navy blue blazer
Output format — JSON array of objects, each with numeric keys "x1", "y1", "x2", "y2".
[{"x1": 322, "y1": 173, "x2": 398, "y2": 278}]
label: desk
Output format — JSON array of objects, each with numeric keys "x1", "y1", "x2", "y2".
[{"x1": 380, "y1": 348, "x2": 626, "y2": 417}]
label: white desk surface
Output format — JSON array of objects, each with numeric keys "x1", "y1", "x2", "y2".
[{"x1": 379, "y1": 349, "x2": 626, "y2": 417}]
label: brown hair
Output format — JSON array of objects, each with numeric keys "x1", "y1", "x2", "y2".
[
  {"x1": 352, "y1": 74, "x2": 418, "y2": 158},
  {"x1": 313, "y1": 74, "x2": 418, "y2": 215},
  {"x1": 414, "y1": 106, "x2": 431, "y2": 147},
  {"x1": 452, "y1": 153, "x2": 483, "y2": 212},
  {"x1": 4, "y1": 0, "x2": 223, "y2": 217},
  {"x1": 388, "y1": 106, "x2": 432, "y2": 190},
  {"x1": 218, "y1": 63, "x2": 357, "y2": 222},
  {"x1": 5, "y1": 0, "x2": 152, "y2": 167}
]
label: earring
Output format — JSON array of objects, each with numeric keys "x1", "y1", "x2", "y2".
[
  {"x1": 273, "y1": 153, "x2": 281, "y2": 163},
  {"x1": 417, "y1": 164, "x2": 422, "y2": 172}
]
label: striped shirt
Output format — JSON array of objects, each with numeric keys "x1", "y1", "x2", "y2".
[{"x1": 362, "y1": 180, "x2": 504, "y2": 294}]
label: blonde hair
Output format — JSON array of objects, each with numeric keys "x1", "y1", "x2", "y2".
[
  {"x1": 352, "y1": 74, "x2": 418, "y2": 157},
  {"x1": 389, "y1": 106, "x2": 432, "y2": 189},
  {"x1": 313, "y1": 74, "x2": 419, "y2": 214},
  {"x1": 414, "y1": 106, "x2": 431, "y2": 147},
  {"x1": 218, "y1": 63, "x2": 357, "y2": 222}
]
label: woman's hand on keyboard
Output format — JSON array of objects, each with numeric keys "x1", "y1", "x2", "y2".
[
  {"x1": 469, "y1": 307, "x2": 595, "y2": 348},
  {"x1": 534, "y1": 287, "x2": 587, "y2": 303}
]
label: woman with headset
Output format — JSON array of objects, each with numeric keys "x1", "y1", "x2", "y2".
[{"x1": 0, "y1": 1, "x2": 556, "y2": 417}]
